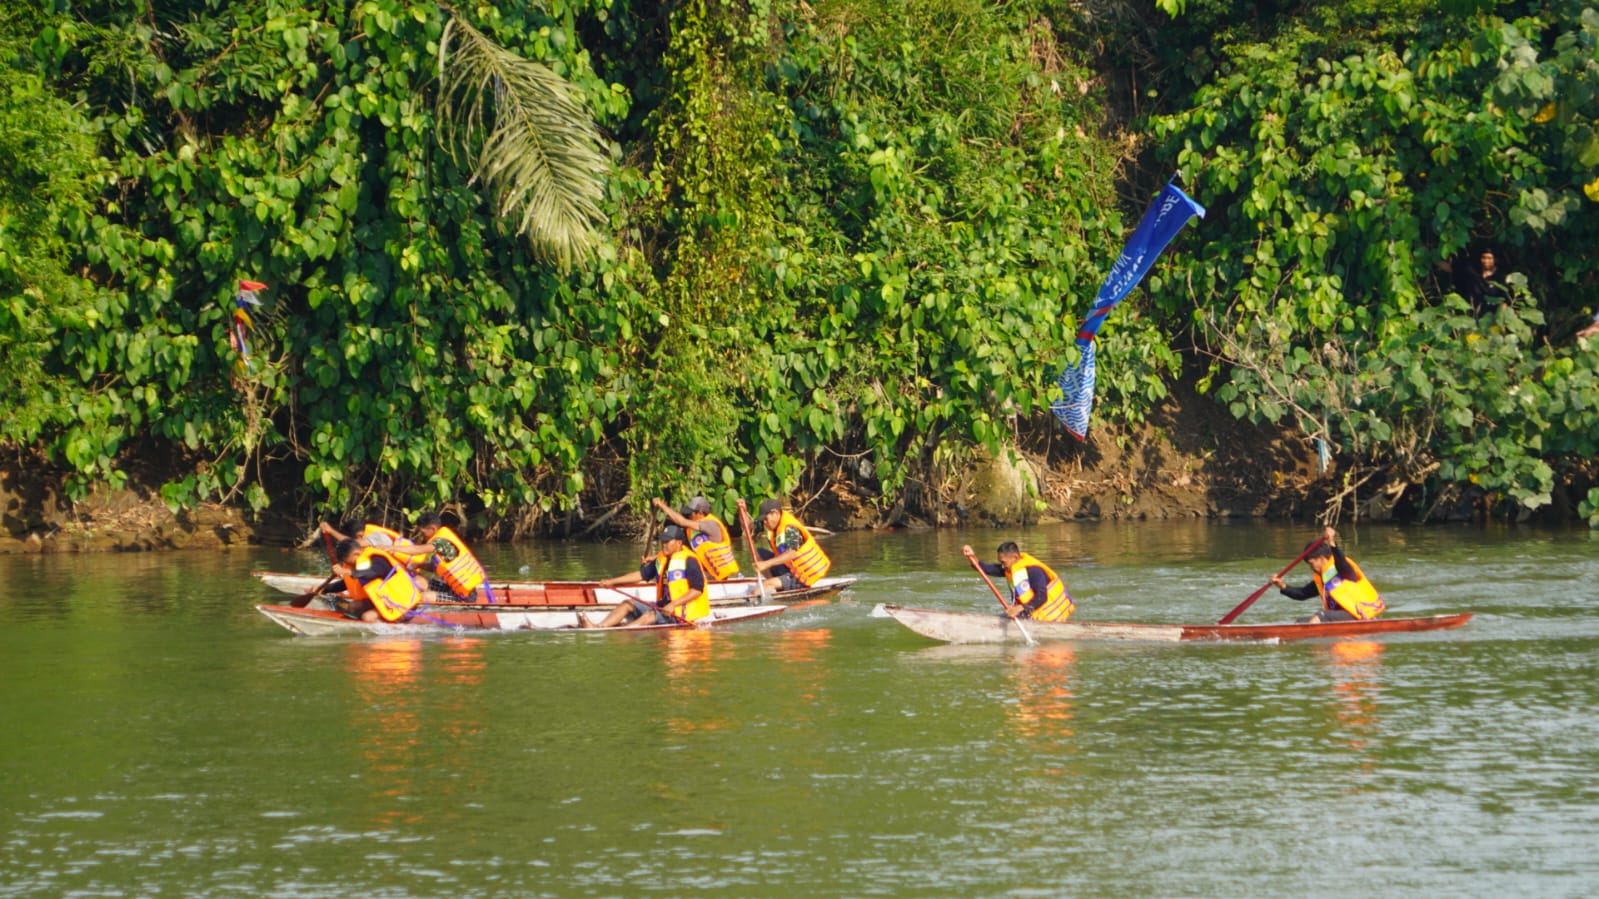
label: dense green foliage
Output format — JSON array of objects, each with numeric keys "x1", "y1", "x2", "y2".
[
  {"x1": 3, "y1": 0, "x2": 1598, "y2": 529},
  {"x1": 1148, "y1": 0, "x2": 1599, "y2": 523}
]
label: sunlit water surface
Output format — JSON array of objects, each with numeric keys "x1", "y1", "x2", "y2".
[{"x1": 3, "y1": 521, "x2": 1597, "y2": 897}]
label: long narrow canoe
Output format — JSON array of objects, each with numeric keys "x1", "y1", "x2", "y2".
[
  {"x1": 880, "y1": 605, "x2": 1473, "y2": 645},
  {"x1": 251, "y1": 570, "x2": 854, "y2": 607},
  {"x1": 257, "y1": 602, "x2": 786, "y2": 637}
]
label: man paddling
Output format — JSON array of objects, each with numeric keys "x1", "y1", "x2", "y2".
[
  {"x1": 583, "y1": 525, "x2": 708, "y2": 628},
  {"x1": 751, "y1": 498, "x2": 831, "y2": 592},
  {"x1": 653, "y1": 496, "x2": 741, "y2": 581},
  {"x1": 1270, "y1": 526, "x2": 1385, "y2": 623},
  {"x1": 390, "y1": 512, "x2": 497, "y2": 604},
  {"x1": 962, "y1": 542, "x2": 1076, "y2": 622}
]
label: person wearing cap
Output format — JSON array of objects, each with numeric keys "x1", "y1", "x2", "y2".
[
  {"x1": 583, "y1": 525, "x2": 708, "y2": 627},
  {"x1": 652, "y1": 496, "x2": 741, "y2": 581},
  {"x1": 1269, "y1": 526, "x2": 1385, "y2": 623},
  {"x1": 387, "y1": 512, "x2": 497, "y2": 604},
  {"x1": 962, "y1": 542, "x2": 1075, "y2": 622},
  {"x1": 751, "y1": 498, "x2": 831, "y2": 591}
]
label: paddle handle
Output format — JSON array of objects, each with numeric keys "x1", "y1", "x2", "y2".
[
  {"x1": 1217, "y1": 537, "x2": 1326, "y2": 625},
  {"x1": 736, "y1": 499, "x2": 770, "y2": 603},
  {"x1": 963, "y1": 549, "x2": 1035, "y2": 645},
  {"x1": 290, "y1": 573, "x2": 341, "y2": 608}
]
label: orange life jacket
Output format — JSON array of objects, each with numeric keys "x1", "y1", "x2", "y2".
[
  {"x1": 656, "y1": 548, "x2": 709, "y2": 622},
  {"x1": 687, "y1": 513, "x2": 740, "y2": 581},
  {"x1": 765, "y1": 511, "x2": 831, "y2": 586},
  {"x1": 430, "y1": 526, "x2": 488, "y2": 599},
  {"x1": 1313, "y1": 556, "x2": 1385, "y2": 620},
  {"x1": 1007, "y1": 552, "x2": 1075, "y2": 622}
]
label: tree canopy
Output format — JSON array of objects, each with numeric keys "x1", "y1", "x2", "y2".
[{"x1": 3, "y1": 0, "x2": 1597, "y2": 530}]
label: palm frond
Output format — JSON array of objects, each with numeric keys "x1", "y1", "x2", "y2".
[{"x1": 437, "y1": 15, "x2": 611, "y2": 271}]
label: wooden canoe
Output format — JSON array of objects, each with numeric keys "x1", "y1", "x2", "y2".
[
  {"x1": 880, "y1": 605, "x2": 1474, "y2": 645},
  {"x1": 251, "y1": 570, "x2": 855, "y2": 607},
  {"x1": 256, "y1": 601, "x2": 787, "y2": 637}
]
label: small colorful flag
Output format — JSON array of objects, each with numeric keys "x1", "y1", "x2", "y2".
[{"x1": 230, "y1": 280, "x2": 267, "y2": 373}]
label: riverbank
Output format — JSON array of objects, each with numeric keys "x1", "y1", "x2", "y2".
[{"x1": 0, "y1": 380, "x2": 1330, "y2": 554}]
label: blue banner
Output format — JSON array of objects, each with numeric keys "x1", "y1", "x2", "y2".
[{"x1": 1051, "y1": 182, "x2": 1205, "y2": 439}]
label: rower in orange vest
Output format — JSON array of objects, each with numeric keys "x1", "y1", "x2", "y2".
[
  {"x1": 392, "y1": 512, "x2": 497, "y2": 604},
  {"x1": 964, "y1": 542, "x2": 1076, "y2": 623},
  {"x1": 653, "y1": 495, "x2": 741, "y2": 581},
  {"x1": 1270, "y1": 526, "x2": 1386, "y2": 623},
  {"x1": 584, "y1": 525, "x2": 708, "y2": 628},
  {"x1": 751, "y1": 498, "x2": 831, "y2": 593},
  {"x1": 331, "y1": 538, "x2": 425, "y2": 623}
]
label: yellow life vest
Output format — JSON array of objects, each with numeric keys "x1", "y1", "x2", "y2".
[
  {"x1": 359, "y1": 524, "x2": 403, "y2": 545},
  {"x1": 431, "y1": 525, "x2": 488, "y2": 598},
  {"x1": 657, "y1": 548, "x2": 709, "y2": 623},
  {"x1": 1313, "y1": 556, "x2": 1385, "y2": 620},
  {"x1": 1007, "y1": 552, "x2": 1074, "y2": 622},
  {"x1": 356, "y1": 548, "x2": 423, "y2": 622},
  {"x1": 766, "y1": 511, "x2": 832, "y2": 586},
  {"x1": 687, "y1": 513, "x2": 740, "y2": 581}
]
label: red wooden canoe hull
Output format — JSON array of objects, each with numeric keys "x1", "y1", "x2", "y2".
[{"x1": 880, "y1": 605, "x2": 1473, "y2": 645}]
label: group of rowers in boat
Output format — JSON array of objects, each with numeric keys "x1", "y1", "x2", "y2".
[
  {"x1": 321, "y1": 497, "x2": 834, "y2": 627},
  {"x1": 968, "y1": 525, "x2": 1385, "y2": 626}
]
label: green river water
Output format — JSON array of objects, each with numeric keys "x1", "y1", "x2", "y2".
[{"x1": 2, "y1": 521, "x2": 1597, "y2": 898}]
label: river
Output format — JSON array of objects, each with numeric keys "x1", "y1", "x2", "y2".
[{"x1": 3, "y1": 521, "x2": 1597, "y2": 897}]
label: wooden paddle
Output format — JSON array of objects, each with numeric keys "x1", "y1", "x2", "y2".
[
  {"x1": 288, "y1": 574, "x2": 341, "y2": 608},
  {"x1": 1217, "y1": 537, "x2": 1327, "y2": 625},
  {"x1": 736, "y1": 499, "x2": 770, "y2": 605},
  {"x1": 291, "y1": 529, "x2": 346, "y2": 607},
  {"x1": 963, "y1": 546, "x2": 1035, "y2": 646}
]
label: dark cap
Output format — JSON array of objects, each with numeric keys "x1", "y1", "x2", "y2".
[
  {"x1": 660, "y1": 524, "x2": 687, "y2": 543},
  {"x1": 688, "y1": 496, "x2": 712, "y2": 513},
  {"x1": 757, "y1": 499, "x2": 782, "y2": 517}
]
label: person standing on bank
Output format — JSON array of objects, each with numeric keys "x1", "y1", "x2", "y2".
[
  {"x1": 653, "y1": 496, "x2": 741, "y2": 581},
  {"x1": 583, "y1": 525, "x2": 708, "y2": 628},
  {"x1": 1270, "y1": 526, "x2": 1385, "y2": 623},
  {"x1": 751, "y1": 499, "x2": 831, "y2": 593},
  {"x1": 962, "y1": 542, "x2": 1076, "y2": 622}
]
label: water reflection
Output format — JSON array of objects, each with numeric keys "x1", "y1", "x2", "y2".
[
  {"x1": 1006, "y1": 644, "x2": 1076, "y2": 776},
  {"x1": 662, "y1": 629, "x2": 729, "y2": 736},
  {"x1": 1318, "y1": 640, "x2": 1385, "y2": 777},
  {"x1": 343, "y1": 638, "x2": 491, "y2": 829}
]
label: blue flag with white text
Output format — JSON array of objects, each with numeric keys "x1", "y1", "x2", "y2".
[{"x1": 1051, "y1": 181, "x2": 1205, "y2": 440}]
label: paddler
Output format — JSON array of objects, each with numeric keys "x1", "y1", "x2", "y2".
[
  {"x1": 582, "y1": 525, "x2": 708, "y2": 628},
  {"x1": 319, "y1": 514, "x2": 403, "y2": 548},
  {"x1": 389, "y1": 512, "x2": 497, "y2": 604},
  {"x1": 653, "y1": 495, "x2": 741, "y2": 581},
  {"x1": 331, "y1": 538, "x2": 425, "y2": 623},
  {"x1": 1269, "y1": 526, "x2": 1386, "y2": 623},
  {"x1": 962, "y1": 542, "x2": 1076, "y2": 622},
  {"x1": 751, "y1": 498, "x2": 831, "y2": 593}
]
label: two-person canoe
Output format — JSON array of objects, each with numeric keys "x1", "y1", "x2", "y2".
[
  {"x1": 251, "y1": 570, "x2": 855, "y2": 607},
  {"x1": 256, "y1": 602, "x2": 786, "y2": 637},
  {"x1": 880, "y1": 605, "x2": 1473, "y2": 644}
]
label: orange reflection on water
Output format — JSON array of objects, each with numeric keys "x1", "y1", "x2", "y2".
[
  {"x1": 346, "y1": 639, "x2": 427, "y2": 827},
  {"x1": 1320, "y1": 640, "x2": 1385, "y2": 773},
  {"x1": 1007, "y1": 643, "x2": 1076, "y2": 773},
  {"x1": 662, "y1": 628, "x2": 730, "y2": 735}
]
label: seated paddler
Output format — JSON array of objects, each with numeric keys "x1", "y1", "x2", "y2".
[
  {"x1": 1270, "y1": 526, "x2": 1385, "y2": 623},
  {"x1": 582, "y1": 525, "x2": 708, "y2": 628},
  {"x1": 653, "y1": 495, "x2": 741, "y2": 581},
  {"x1": 390, "y1": 512, "x2": 497, "y2": 604},
  {"x1": 962, "y1": 542, "x2": 1076, "y2": 623},
  {"x1": 751, "y1": 498, "x2": 831, "y2": 593},
  {"x1": 330, "y1": 538, "x2": 425, "y2": 623}
]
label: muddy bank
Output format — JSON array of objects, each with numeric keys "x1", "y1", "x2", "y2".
[{"x1": 0, "y1": 386, "x2": 1330, "y2": 554}]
